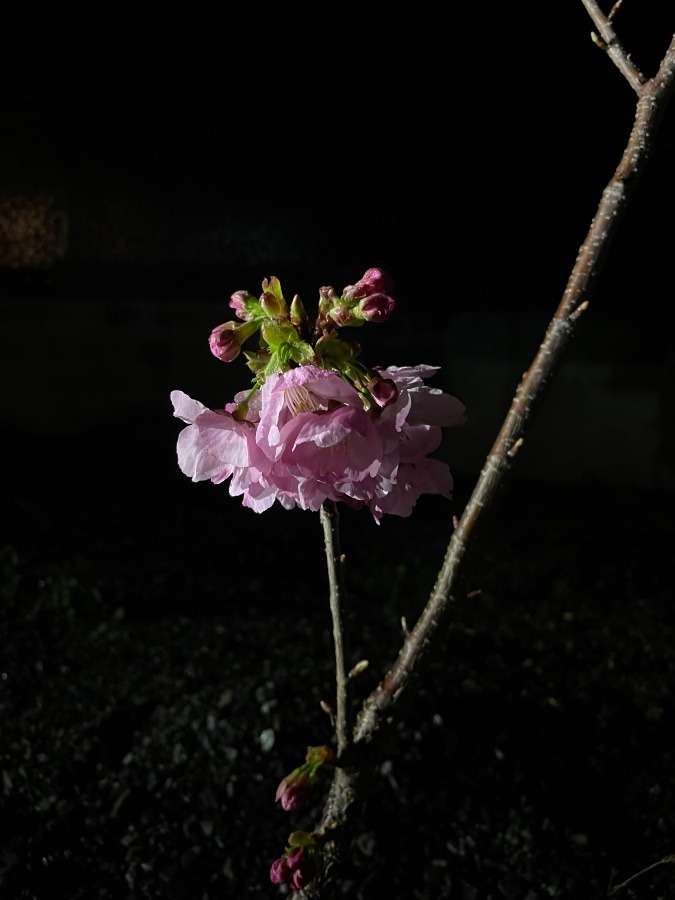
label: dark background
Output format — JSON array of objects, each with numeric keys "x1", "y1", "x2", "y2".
[
  {"x1": 2, "y1": 6, "x2": 675, "y2": 899},
  {"x1": 2, "y1": 2, "x2": 674, "y2": 296}
]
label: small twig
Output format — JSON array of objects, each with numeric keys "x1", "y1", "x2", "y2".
[
  {"x1": 608, "y1": 854, "x2": 675, "y2": 895},
  {"x1": 581, "y1": 0, "x2": 646, "y2": 92},
  {"x1": 607, "y1": 0, "x2": 622, "y2": 23},
  {"x1": 320, "y1": 500, "x2": 352, "y2": 758},
  {"x1": 507, "y1": 437, "x2": 524, "y2": 458},
  {"x1": 569, "y1": 299, "x2": 589, "y2": 322},
  {"x1": 319, "y1": 699, "x2": 336, "y2": 726}
]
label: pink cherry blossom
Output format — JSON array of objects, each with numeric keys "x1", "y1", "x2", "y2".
[
  {"x1": 170, "y1": 389, "x2": 274, "y2": 510},
  {"x1": 171, "y1": 364, "x2": 465, "y2": 520}
]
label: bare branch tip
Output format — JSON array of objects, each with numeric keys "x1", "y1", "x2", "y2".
[
  {"x1": 608, "y1": 0, "x2": 622, "y2": 21},
  {"x1": 570, "y1": 300, "x2": 590, "y2": 322},
  {"x1": 591, "y1": 31, "x2": 607, "y2": 50},
  {"x1": 507, "y1": 437, "x2": 525, "y2": 458},
  {"x1": 401, "y1": 616, "x2": 409, "y2": 636},
  {"x1": 348, "y1": 659, "x2": 369, "y2": 679},
  {"x1": 320, "y1": 699, "x2": 335, "y2": 723}
]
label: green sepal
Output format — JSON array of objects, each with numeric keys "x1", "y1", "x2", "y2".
[
  {"x1": 287, "y1": 830, "x2": 316, "y2": 849},
  {"x1": 261, "y1": 320, "x2": 298, "y2": 351},
  {"x1": 289, "y1": 340, "x2": 316, "y2": 366},
  {"x1": 243, "y1": 348, "x2": 271, "y2": 375},
  {"x1": 314, "y1": 333, "x2": 356, "y2": 369}
]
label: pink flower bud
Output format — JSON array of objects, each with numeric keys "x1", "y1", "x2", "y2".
[
  {"x1": 209, "y1": 321, "x2": 241, "y2": 362},
  {"x1": 285, "y1": 846, "x2": 306, "y2": 869},
  {"x1": 287, "y1": 846, "x2": 314, "y2": 891},
  {"x1": 269, "y1": 841, "x2": 317, "y2": 890},
  {"x1": 291, "y1": 865, "x2": 312, "y2": 891},
  {"x1": 357, "y1": 267, "x2": 395, "y2": 296},
  {"x1": 275, "y1": 769, "x2": 312, "y2": 811},
  {"x1": 229, "y1": 290, "x2": 257, "y2": 321},
  {"x1": 269, "y1": 857, "x2": 289, "y2": 884},
  {"x1": 343, "y1": 267, "x2": 395, "y2": 302},
  {"x1": 358, "y1": 291, "x2": 395, "y2": 323}
]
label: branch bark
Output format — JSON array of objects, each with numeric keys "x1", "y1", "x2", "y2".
[
  {"x1": 320, "y1": 500, "x2": 352, "y2": 758},
  {"x1": 296, "y1": 17, "x2": 675, "y2": 900}
]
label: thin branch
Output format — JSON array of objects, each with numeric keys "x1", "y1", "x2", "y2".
[
  {"x1": 296, "y1": 20, "x2": 675, "y2": 900},
  {"x1": 320, "y1": 500, "x2": 351, "y2": 758},
  {"x1": 354, "y1": 28, "x2": 675, "y2": 746},
  {"x1": 608, "y1": 854, "x2": 675, "y2": 896},
  {"x1": 581, "y1": 0, "x2": 646, "y2": 91}
]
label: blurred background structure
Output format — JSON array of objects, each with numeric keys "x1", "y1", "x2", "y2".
[{"x1": 2, "y1": 2, "x2": 675, "y2": 494}]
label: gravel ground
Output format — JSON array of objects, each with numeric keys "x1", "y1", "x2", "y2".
[{"x1": 2, "y1": 425, "x2": 675, "y2": 899}]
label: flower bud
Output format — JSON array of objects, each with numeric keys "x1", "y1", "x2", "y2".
[
  {"x1": 259, "y1": 276, "x2": 287, "y2": 318},
  {"x1": 288, "y1": 847, "x2": 315, "y2": 890},
  {"x1": 318, "y1": 284, "x2": 338, "y2": 313},
  {"x1": 269, "y1": 857, "x2": 289, "y2": 884},
  {"x1": 209, "y1": 321, "x2": 241, "y2": 362},
  {"x1": 275, "y1": 746, "x2": 336, "y2": 812},
  {"x1": 290, "y1": 294, "x2": 308, "y2": 331},
  {"x1": 343, "y1": 267, "x2": 395, "y2": 302},
  {"x1": 260, "y1": 291, "x2": 286, "y2": 318},
  {"x1": 358, "y1": 291, "x2": 395, "y2": 323},
  {"x1": 229, "y1": 290, "x2": 259, "y2": 321},
  {"x1": 209, "y1": 319, "x2": 259, "y2": 362},
  {"x1": 269, "y1": 833, "x2": 318, "y2": 890},
  {"x1": 275, "y1": 769, "x2": 313, "y2": 812}
]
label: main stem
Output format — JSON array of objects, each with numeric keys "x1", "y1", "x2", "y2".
[{"x1": 320, "y1": 500, "x2": 351, "y2": 757}]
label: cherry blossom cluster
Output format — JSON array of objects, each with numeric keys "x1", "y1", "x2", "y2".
[
  {"x1": 269, "y1": 832, "x2": 318, "y2": 892},
  {"x1": 268, "y1": 747, "x2": 335, "y2": 890},
  {"x1": 171, "y1": 268, "x2": 465, "y2": 520}
]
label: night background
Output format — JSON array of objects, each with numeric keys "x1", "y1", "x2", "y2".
[{"x1": 2, "y1": 4, "x2": 675, "y2": 898}]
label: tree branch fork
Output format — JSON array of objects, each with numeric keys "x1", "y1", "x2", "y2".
[{"x1": 294, "y1": 11, "x2": 675, "y2": 898}]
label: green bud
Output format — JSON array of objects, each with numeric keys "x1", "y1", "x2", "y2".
[
  {"x1": 290, "y1": 294, "x2": 309, "y2": 330},
  {"x1": 260, "y1": 291, "x2": 287, "y2": 318},
  {"x1": 260, "y1": 276, "x2": 286, "y2": 312}
]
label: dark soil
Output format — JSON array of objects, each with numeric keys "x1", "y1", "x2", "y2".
[{"x1": 2, "y1": 425, "x2": 675, "y2": 899}]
